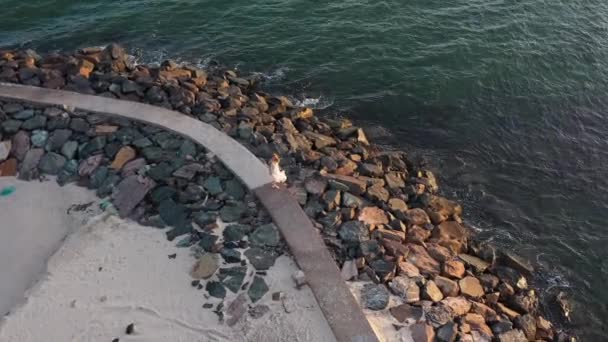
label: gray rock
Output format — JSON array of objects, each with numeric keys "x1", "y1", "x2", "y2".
[
  {"x1": 249, "y1": 304, "x2": 270, "y2": 319},
  {"x1": 38, "y1": 152, "x2": 66, "y2": 175},
  {"x1": 1, "y1": 120, "x2": 22, "y2": 134},
  {"x1": 436, "y1": 322, "x2": 458, "y2": 342},
  {"x1": 513, "y1": 314, "x2": 536, "y2": 341},
  {"x1": 361, "y1": 284, "x2": 389, "y2": 310},
  {"x1": 342, "y1": 192, "x2": 364, "y2": 208},
  {"x1": 203, "y1": 176, "x2": 223, "y2": 195},
  {"x1": 322, "y1": 189, "x2": 341, "y2": 210},
  {"x1": 97, "y1": 173, "x2": 121, "y2": 197},
  {"x1": 151, "y1": 186, "x2": 177, "y2": 203},
  {"x1": 224, "y1": 179, "x2": 245, "y2": 200},
  {"x1": 206, "y1": 281, "x2": 226, "y2": 299},
  {"x1": 491, "y1": 320, "x2": 514, "y2": 336},
  {"x1": 141, "y1": 147, "x2": 166, "y2": 162},
  {"x1": 11, "y1": 131, "x2": 30, "y2": 161},
  {"x1": 21, "y1": 115, "x2": 47, "y2": 130},
  {"x1": 78, "y1": 154, "x2": 103, "y2": 177},
  {"x1": 370, "y1": 259, "x2": 396, "y2": 282},
  {"x1": 30, "y1": 130, "x2": 48, "y2": 147},
  {"x1": 18, "y1": 148, "x2": 44, "y2": 180},
  {"x1": 61, "y1": 141, "x2": 79, "y2": 159},
  {"x1": 2, "y1": 103, "x2": 24, "y2": 114},
  {"x1": 425, "y1": 304, "x2": 454, "y2": 328},
  {"x1": 69, "y1": 118, "x2": 90, "y2": 133},
  {"x1": 80, "y1": 136, "x2": 106, "y2": 157},
  {"x1": 303, "y1": 131, "x2": 336, "y2": 149},
  {"x1": 148, "y1": 162, "x2": 178, "y2": 181},
  {"x1": 223, "y1": 224, "x2": 250, "y2": 242},
  {"x1": 244, "y1": 248, "x2": 277, "y2": 270},
  {"x1": 359, "y1": 163, "x2": 384, "y2": 177},
  {"x1": 192, "y1": 211, "x2": 218, "y2": 226},
  {"x1": 220, "y1": 248, "x2": 242, "y2": 263},
  {"x1": 45, "y1": 129, "x2": 72, "y2": 152},
  {"x1": 248, "y1": 276, "x2": 269, "y2": 303},
  {"x1": 112, "y1": 175, "x2": 156, "y2": 217},
  {"x1": 389, "y1": 304, "x2": 423, "y2": 323},
  {"x1": 338, "y1": 220, "x2": 370, "y2": 243},
  {"x1": 385, "y1": 172, "x2": 405, "y2": 189},
  {"x1": 220, "y1": 266, "x2": 247, "y2": 293},
  {"x1": 47, "y1": 116, "x2": 70, "y2": 130},
  {"x1": 172, "y1": 163, "x2": 205, "y2": 180},
  {"x1": 249, "y1": 223, "x2": 280, "y2": 247},
  {"x1": 389, "y1": 276, "x2": 420, "y2": 303},
  {"x1": 132, "y1": 137, "x2": 153, "y2": 148},
  {"x1": 198, "y1": 231, "x2": 218, "y2": 252},
  {"x1": 12, "y1": 109, "x2": 33, "y2": 120},
  {"x1": 122, "y1": 80, "x2": 141, "y2": 93},
  {"x1": 89, "y1": 166, "x2": 109, "y2": 189},
  {"x1": 121, "y1": 158, "x2": 147, "y2": 177},
  {"x1": 158, "y1": 198, "x2": 189, "y2": 227},
  {"x1": 305, "y1": 177, "x2": 327, "y2": 195},
  {"x1": 410, "y1": 323, "x2": 436, "y2": 342},
  {"x1": 179, "y1": 140, "x2": 197, "y2": 158},
  {"x1": 220, "y1": 202, "x2": 247, "y2": 222}
]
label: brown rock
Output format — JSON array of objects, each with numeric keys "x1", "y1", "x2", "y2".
[
  {"x1": 408, "y1": 225, "x2": 431, "y2": 243},
  {"x1": 536, "y1": 316, "x2": 553, "y2": 340},
  {"x1": 513, "y1": 314, "x2": 536, "y2": 341},
  {"x1": 358, "y1": 206, "x2": 388, "y2": 226},
  {"x1": 402, "y1": 208, "x2": 430, "y2": 226},
  {"x1": 373, "y1": 228, "x2": 406, "y2": 242},
  {"x1": 433, "y1": 221, "x2": 468, "y2": 253},
  {"x1": 478, "y1": 274, "x2": 500, "y2": 291},
  {"x1": 471, "y1": 302, "x2": 497, "y2": 322},
  {"x1": 389, "y1": 303, "x2": 423, "y2": 323},
  {"x1": 459, "y1": 276, "x2": 484, "y2": 298},
  {"x1": 410, "y1": 323, "x2": 435, "y2": 342},
  {"x1": 464, "y1": 313, "x2": 493, "y2": 338},
  {"x1": 441, "y1": 296, "x2": 472, "y2": 316},
  {"x1": 191, "y1": 253, "x2": 219, "y2": 279},
  {"x1": 77, "y1": 59, "x2": 95, "y2": 78},
  {"x1": 406, "y1": 243, "x2": 440, "y2": 276},
  {"x1": 443, "y1": 260, "x2": 466, "y2": 279},
  {"x1": 497, "y1": 329, "x2": 527, "y2": 342},
  {"x1": 366, "y1": 183, "x2": 389, "y2": 202},
  {"x1": 434, "y1": 275, "x2": 459, "y2": 297},
  {"x1": 397, "y1": 261, "x2": 421, "y2": 277},
  {"x1": 382, "y1": 239, "x2": 409, "y2": 258},
  {"x1": 110, "y1": 146, "x2": 137, "y2": 170},
  {"x1": 389, "y1": 276, "x2": 420, "y2": 303},
  {"x1": 423, "y1": 280, "x2": 444, "y2": 302},
  {"x1": 458, "y1": 254, "x2": 490, "y2": 273},
  {"x1": 95, "y1": 124, "x2": 118, "y2": 134},
  {"x1": 496, "y1": 302, "x2": 520, "y2": 320},
  {"x1": 11, "y1": 130, "x2": 30, "y2": 161},
  {"x1": 78, "y1": 154, "x2": 103, "y2": 177},
  {"x1": 385, "y1": 172, "x2": 405, "y2": 189},
  {"x1": 0, "y1": 158, "x2": 17, "y2": 177},
  {"x1": 486, "y1": 292, "x2": 500, "y2": 304},
  {"x1": 427, "y1": 243, "x2": 454, "y2": 262}
]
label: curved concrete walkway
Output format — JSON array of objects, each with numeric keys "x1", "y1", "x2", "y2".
[{"x1": 0, "y1": 83, "x2": 379, "y2": 342}]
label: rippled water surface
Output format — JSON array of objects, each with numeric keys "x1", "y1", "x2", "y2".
[{"x1": 1, "y1": 0, "x2": 607, "y2": 339}]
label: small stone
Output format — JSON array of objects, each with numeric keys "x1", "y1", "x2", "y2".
[
  {"x1": 0, "y1": 140, "x2": 11, "y2": 161},
  {"x1": 385, "y1": 172, "x2": 405, "y2": 189},
  {"x1": 220, "y1": 248, "x2": 242, "y2": 263},
  {"x1": 121, "y1": 158, "x2": 146, "y2": 177},
  {"x1": 224, "y1": 179, "x2": 245, "y2": 200},
  {"x1": 38, "y1": 152, "x2": 66, "y2": 175},
  {"x1": 433, "y1": 221, "x2": 468, "y2": 253},
  {"x1": 497, "y1": 329, "x2": 528, "y2": 342},
  {"x1": 361, "y1": 283, "x2": 389, "y2": 310},
  {"x1": 220, "y1": 266, "x2": 247, "y2": 293},
  {"x1": 223, "y1": 224, "x2": 249, "y2": 242},
  {"x1": 132, "y1": 137, "x2": 153, "y2": 148},
  {"x1": 513, "y1": 314, "x2": 536, "y2": 340},
  {"x1": 31, "y1": 130, "x2": 49, "y2": 147},
  {"x1": 366, "y1": 183, "x2": 389, "y2": 202},
  {"x1": 125, "y1": 323, "x2": 135, "y2": 335},
  {"x1": 459, "y1": 276, "x2": 484, "y2": 298},
  {"x1": 436, "y1": 322, "x2": 458, "y2": 342},
  {"x1": 292, "y1": 270, "x2": 307, "y2": 288},
  {"x1": 494, "y1": 266, "x2": 528, "y2": 290},
  {"x1": 389, "y1": 304, "x2": 423, "y2": 323},
  {"x1": 248, "y1": 276, "x2": 269, "y2": 303},
  {"x1": 340, "y1": 260, "x2": 358, "y2": 281},
  {"x1": 78, "y1": 154, "x2": 103, "y2": 177},
  {"x1": 370, "y1": 259, "x2": 396, "y2": 282},
  {"x1": 441, "y1": 296, "x2": 472, "y2": 316},
  {"x1": 2, "y1": 120, "x2": 22, "y2": 134},
  {"x1": 406, "y1": 244, "x2": 440, "y2": 276},
  {"x1": 110, "y1": 146, "x2": 136, "y2": 170},
  {"x1": 458, "y1": 254, "x2": 490, "y2": 273},
  {"x1": 305, "y1": 177, "x2": 327, "y2": 195},
  {"x1": 358, "y1": 206, "x2": 388, "y2": 226},
  {"x1": 410, "y1": 322, "x2": 435, "y2": 342},
  {"x1": 45, "y1": 129, "x2": 72, "y2": 152},
  {"x1": 338, "y1": 220, "x2": 370, "y2": 244},
  {"x1": 496, "y1": 302, "x2": 520, "y2": 320},
  {"x1": 443, "y1": 260, "x2": 466, "y2": 279},
  {"x1": 47, "y1": 116, "x2": 70, "y2": 130},
  {"x1": 61, "y1": 141, "x2": 79, "y2": 160},
  {"x1": 192, "y1": 211, "x2": 217, "y2": 226},
  {"x1": 464, "y1": 313, "x2": 493, "y2": 338},
  {"x1": 426, "y1": 305, "x2": 455, "y2": 327},
  {"x1": 203, "y1": 176, "x2": 223, "y2": 195},
  {"x1": 324, "y1": 174, "x2": 367, "y2": 194},
  {"x1": 249, "y1": 223, "x2": 280, "y2": 247},
  {"x1": 18, "y1": 148, "x2": 44, "y2": 180},
  {"x1": 69, "y1": 118, "x2": 90, "y2": 133},
  {"x1": 219, "y1": 202, "x2": 247, "y2": 222},
  {"x1": 397, "y1": 261, "x2": 421, "y2": 278},
  {"x1": 80, "y1": 136, "x2": 107, "y2": 157},
  {"x1": 389, "y1": 276, "x2": 420, "y2": 303},
  {"x1": 434, "y1": 276, "x2": 459, "y2": 297},
  {"x1": 21, "y1": 115, "x2": 47, "y2": 130},
  {"x1": 159, "y1": 198, "x2": 190, "y2": 227},
  {"x1": 423, "y1": 280, "x2": 444, "y2": 302},
  {"x1": 206, "y1": 281, "x2": 227, "y2": 299},
  {"x1": 342, "y1": 192, "x2": 364, "y2": 208},
  {"x1": 0, "y1": 158, "x2": 17, "y2": 177},
  {"x1": 12, "y1": 109, "x2": 33, "y2": 119},
  {"x1": 322, "y1": 189, "x2": 341, "y2": 210},
  {"x1": 244, "y1": 248, "x2": 277, "y2": 270},
  {"x1": 402, "y1": 208, "x2": 430, "y2": 226},
  {"x1": 358, "y1": 163, "x2": 384, "y2": 177},
  {"x1": 191, "y1": 253, "x2": 219, "y2": 279},
  {"x1": 112, "y1": 175, "x2": 156, "y2": 217},
  {"x1": 11, "y1": 131, "x2": 30, "y2": 161}
]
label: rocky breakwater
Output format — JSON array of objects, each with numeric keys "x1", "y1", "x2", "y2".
[
  {"x1": 0, "y1": 44, "x2": 574, "y2": 341},
  {"x1": 0, "y1": 101, "x2": 285, "y2": 324}
]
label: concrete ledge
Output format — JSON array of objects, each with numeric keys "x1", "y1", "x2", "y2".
[{"x1": 0, "y1": 83, "x2": 379, "y2": 342}]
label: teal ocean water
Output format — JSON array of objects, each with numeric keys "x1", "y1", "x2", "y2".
[{"x1": 1, "y1": 0, "x2": 607, "y2": 339}]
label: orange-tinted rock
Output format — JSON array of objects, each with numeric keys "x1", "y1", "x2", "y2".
[
  {"x1": 459, "y1": 276, "x2": 485, "y2": 298},
  {"x1": 95, "y1": 125, "x2": 119, "y2": 134},
  {"x1": 442, "y1": 296, "x2": 472, "y2": 316},
  {"x1": 433, "y1": 221, "x2": 468, "y2": 253},
  {"x1": 110, "y1": 146, "x2": 136, "y2": 170},
  {"x1": 77, "y1": 59, "x2": 95, "y2": 78},
  {"x1": 464, "y1": 313, "x2": 493, "y2": 338},
  {"x1": 406, "y1": 243, "x2": 440, "y2": 276},
  {"x1": 443, "y1": 259, "x2": 466, "y2": 279},
  {"x1": 358, "y1": 206, "x2": 388, "y2": 225},
  {"x1": 435, "y1": 275, "x2": 460, "y2": 297},
  {"x1": 397, "y1": 261, "x2": 421, "y2": 277},
  {"x1": 0, "y1": 158, "x2": 17, "y2": 177}
]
